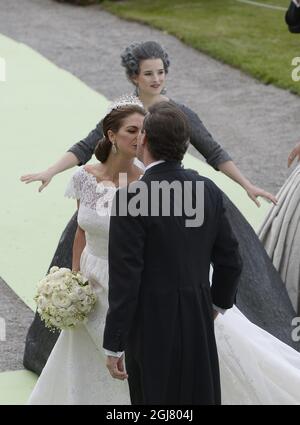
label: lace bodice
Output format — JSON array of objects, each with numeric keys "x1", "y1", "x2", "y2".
[{"x1": 65, "y1": 166, "x2": 117, "y2": 259}]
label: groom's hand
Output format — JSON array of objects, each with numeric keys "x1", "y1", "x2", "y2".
[{"x1": 106, "y1": 355, "x2": 128, "y2": 380}]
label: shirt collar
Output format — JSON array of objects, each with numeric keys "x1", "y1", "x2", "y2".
[{"x1": 144, "y1": 160, "x2": 166, "y2": 173}]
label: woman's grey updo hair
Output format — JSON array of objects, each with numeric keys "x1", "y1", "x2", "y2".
[{"x1": 121, "y1": 41, "x2": 170, "y2": 80}]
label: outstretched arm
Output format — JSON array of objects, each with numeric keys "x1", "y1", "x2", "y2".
[
  {"x1": 181, "y1": 104, "x2": 277, "y2": 207},
  {"x1": 20, "y1": 122, "x2": 103, "y2": 192},
  {"x1": 218, "y1": 161, "x2": 277, "y2": 207},
  {"x1": 21, "y1": 152, "x2": 79, "y2": 192}
]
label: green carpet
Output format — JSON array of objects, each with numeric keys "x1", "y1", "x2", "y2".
[
  {"x1": 0, "y1": 370, "x2": 37, "y2": 405},
  {"x1": 0, "y1": 33, "x2": 109, "y2": 311}
]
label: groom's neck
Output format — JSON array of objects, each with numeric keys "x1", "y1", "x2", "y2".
[{"x1": 140, "y1": 149, "x2": 161, "y2": 169}]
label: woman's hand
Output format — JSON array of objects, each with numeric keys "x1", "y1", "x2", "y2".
[
  {"x1": 20, "y1": 152, "x2": 80, "y2": 192},
  {"x1": 218, "y1": 161, "x2": 277, "y2": 208},
  {"x1": 20, "y1": 169, "x2": 54, "y2": 192},
  {"x1": 288, "y1": 143, "x2": 300, "y2": 168},
  {"x1": 245, "y1": 184, "x2": 277, "y2": 207}
]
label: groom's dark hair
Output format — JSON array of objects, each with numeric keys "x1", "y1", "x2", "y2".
[{"x1": 142, "y1": 101, "x2": 190, "y2": 161}]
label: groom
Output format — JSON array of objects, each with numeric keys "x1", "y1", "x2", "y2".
[{"x1": 103, "y1": 101, "x2": 242, "y2": 405}]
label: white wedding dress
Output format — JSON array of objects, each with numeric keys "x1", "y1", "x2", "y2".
[{"x1": 28, "y1": 166, "x2": 300, "y2": 405}]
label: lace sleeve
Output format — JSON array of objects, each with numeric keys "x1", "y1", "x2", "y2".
[{"x1": 64, "y1": 167, "x2": 84, "y2": 200}]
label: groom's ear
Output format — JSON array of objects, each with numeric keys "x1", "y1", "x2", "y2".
[{"x1": 141, "y1": 131, "x2": 147, "y2": 146}]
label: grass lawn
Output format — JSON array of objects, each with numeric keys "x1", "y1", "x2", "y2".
[{"x1": 101, "y1": 0, "x2": 300, "y2": 95}]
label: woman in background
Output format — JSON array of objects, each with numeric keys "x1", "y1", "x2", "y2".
[{"x1": 259, "y1": 142, "x2": 300, "y2": 314}]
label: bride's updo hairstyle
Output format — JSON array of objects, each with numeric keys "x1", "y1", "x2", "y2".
[
  {"x1": 95, "y1": 97, "x2": 146, "y2": 163},
  {"x1": 121, "y1": 41, "x2": 170, "y2": 83}
]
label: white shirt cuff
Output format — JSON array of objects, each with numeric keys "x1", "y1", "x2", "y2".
[
  {"x1": 104, "y1": 349, "x2": 124, "y2": 358},
  {"x1": 293, "y1": 0, "x2": 300, "y2": 7},
  {"x1": 213, "y1": 304, "x2": 226, "y2": 315}
]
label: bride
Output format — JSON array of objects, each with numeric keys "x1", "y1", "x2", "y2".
[
  {"x1": 28, "y1": 98, "x2": 146, "y2": 404},
  {"x1": 28, "y1": 98, "x2": 300, "y2": 405}
]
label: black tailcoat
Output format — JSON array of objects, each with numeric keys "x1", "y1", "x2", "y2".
[{"x1": 104, "y1": 161, "x2": 242, "y2": 405}]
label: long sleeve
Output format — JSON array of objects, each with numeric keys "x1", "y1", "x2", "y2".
[
  {"x1": 103, "y1": 189, "x2": 146, "y2": 352},
  {"x1": 210, "y1": 190, "x2": 242, "y2": 309},
  {"x1": 67, "y1": 121, "x2": 103, "y2": 165},
  {"x1": 175, "y1": 102, "x2": 232, "y2": 170}
]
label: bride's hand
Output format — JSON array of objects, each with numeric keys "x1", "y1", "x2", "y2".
[
  {"x1": 245, "y1": 184, "x2": 277, "y2": 208},
  {"x1": 20, "y1": 169, "x2": 54, "y2": 192}
]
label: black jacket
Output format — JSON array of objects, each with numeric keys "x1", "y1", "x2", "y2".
[{"x1": 103, "y1": 161, "x2": 242, "y2": 405}]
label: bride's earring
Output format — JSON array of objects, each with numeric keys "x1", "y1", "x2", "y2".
[{"x1": 112, "y1": 142, "x2": 117, "y2": 154}]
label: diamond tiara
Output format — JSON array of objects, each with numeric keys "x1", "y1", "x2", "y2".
[{"x1": 105, "y1": 94, "x2": 144, "y2": 115}]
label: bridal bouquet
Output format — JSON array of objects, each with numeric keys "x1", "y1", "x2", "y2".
[{"x1": 34, "y1": 266, "x2": 97, "y2": 331}]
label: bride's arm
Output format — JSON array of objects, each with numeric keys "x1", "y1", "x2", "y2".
[{"x1": 72, "y1": 201, "x2": 86, "y2": 272}]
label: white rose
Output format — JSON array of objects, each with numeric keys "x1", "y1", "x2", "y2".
[
  {"x1": 49, "y1": 266, "x2": 59, "y2": 274},
  {"x1": 58, "y1": 282, "x2": 68, "y2": 291},
  {"x1": 51, "y1": 292, "x2": 72, "y2": 309},
  {"x1": 37, "y1": 296, "x2": 48, "y2": 310},
  {"x1": 78, "y1": 302, "x2": 89, "y2": 312},
  {"x1": 69, "y1": 292, "x2": 79, "y2": 302},
  {"x1": 74, "y1": 287, "x2": 86, "y2": 301},
  {"x1": 42, "y1": 282, "x2": 52, "y2": 295},
  {"x1": 37, "y1": 277, "x2": 48, "y2": 288},
  {"x1": 51, "y1": 270, "x2": 68, "y2": 280},
  {"x1": 59, "y1": 309, "x2": 69, "y2": 318},
  {"x1": 67, "y1": 305, "x2": 77, "y2": 315},
  {"x1": 60, "y1": 267, "x2": 71, "y2": 274}
]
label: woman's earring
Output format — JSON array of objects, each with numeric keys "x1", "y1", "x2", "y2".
[
  {"x1": 112, "y1": 143, "x2": 117, "y2": 154},
  {"x1": 161, "y1": 87, "x2": 167, "y2": 95},
  {"x1": 134, "y1": 85, "x2": 139, "y2": 97}
]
